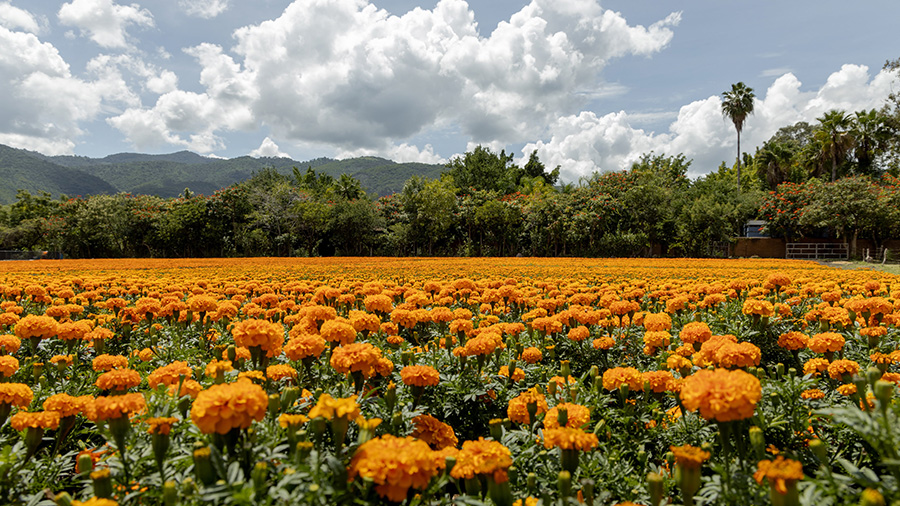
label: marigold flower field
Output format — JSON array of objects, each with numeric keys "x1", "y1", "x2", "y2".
[{"x1": 0, "y1": 257, "x2": 898, "y2": 506}]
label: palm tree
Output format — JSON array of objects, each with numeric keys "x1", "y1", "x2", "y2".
[
  {"x1": 816, "y1": 110, "x2": 854, "y2": 182},
  {"x1": 721, "y1": 82, "x2": 755, "y2": 191},
  {"x1": 851, "y1": 109, "x2": 890, "y2": 174}
]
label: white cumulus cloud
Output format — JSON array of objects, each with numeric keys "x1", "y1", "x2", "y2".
[
  {"x1": 337, "y1": 142, "x2": 446, "y2": 164},
  {"x1": 178, "y1": 0, "x2": 229, "y2": 19},
  {"x1": 524, "y1": 64, "x2": 899, "y2": 182},
  {"x1": 0, "y1": 2, "x2": 43, "y2": 33},
  {"x1": 250, "y1": 136, "x2": 289, "y2": 158},
  {"x1": 58, "y1": 0, "x2": 153, "y2": 49}
]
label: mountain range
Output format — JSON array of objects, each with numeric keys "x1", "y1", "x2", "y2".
[{"x1": 0, "y1": 143, "x2": 445, "y2": 204}]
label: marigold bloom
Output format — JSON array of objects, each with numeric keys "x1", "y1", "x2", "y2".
[
  {"x1": 801, "y1": 389, "x2": 825, "y2": 400},
  {"x1": 147, "y1": 361, "x2": 192, "y2": 389},
  {"x1": 145, "y1": 416, "x2": 178, "y2": 435},
  {"x1": 642, "y1": 370, "x2": 675, "y2": 393},
  {"x1": 498, "y1": 365, "x2": 525, "y2": 382},
  {"x1": 803, "y1": 358, "x2": 830, "y2": 377},
  {"x1": 50, "y1": 354, "x2": 74, "y2": 367},
  {"x1": 169, "y1": 379, "x2": 202, "y2": 398},
  {"x1": 266, "y1": 364, "x2": 297, "y2": 381},
  {"x1": 713, "y1": 341, "x2": 761, "y2": 369},
  {"x1": 464, "y1": 335, "x2": 498, "y2": 356},
  {"x1": 827, "y1": 359, "x2": 860, "y2": 381},
  {"x1": 808, "y1": 332, "x2": 845, "y2": 354},
  {"x1": 363, "y1": 294, "x2": 393, "y2": 314},
  {"x1": 56, "y1": 320, "x2": 92, "y2": 341},
  {"x1": 450, "y1": 438, "x2": 512, "y2": 480},
  {"x1": 602, "y1": 367, "x2": 642, "y2": 392},
  {"x1": 187, "y1": 295, "x2": 218, "y2": 314},
  {"x1": 670, "y1": 444, "x2": 710, "y2": 469},
  {"x1": 507, "y1": 387, "x2": 549, "y2": 424},
  {"x1": 72, "y1": 497, "x2": 119, "y2": 506},
  {"x1": 679, "y1": 321, "x2": 713, "y2": 345},
  {"x1": 278, "y1": 413, "x2": 309, "y2": 429},
  {"x1": 0, "y1": 334, "x2": 21, "y2": 354},
  {"x1": 284, "y1": 332, "x2": 326, "y2": 361},
  {"x1": 231, "y1": 319, "x2": 284, "y2": 357},
  {"x1": 14, "y1": 314, "x2": 58, "y2": 340},
  {"x1": 520, "y1": 346, "x2": 543, "y2": 363},
  {"x1": 680, "y1": 368, "x2": 762, "y2": 422},
  {"x1": 92, "y1": 354, "x2": 128, "y2": 372},
  {"x1": 777, "y1": 331, "x2": 808, "y2": 351},
  {"x1": 543, "y1": 427, "x2": 599, "y2": 451},
  {"x1": 348, "y1": 435, "x2": 439, "y2": 502},
  {"x1": 308, "y1": 393, "x2": 360, "y2": 421},
  {"x1": 742, "y1": 299, "x2": 774, "y2": 317},
  {"x1": 43, "y1": 393, "x2": 92, "y2": 417},
  {"x1": 666, "y1": 354, "x2": 693, "y2": 372},
  {"x1": 543, "y1": 402, "x2": 591, "y2": 429},
  {"x1": 190, "y1": 379, "x2": 267, "y2": 434},
  {"x1": 643, "y1": 313, "x2": 672, "y2": 331},
  {"x1": 96, "y1": 369, "x2": 141, "y2": 391},
  {"x1": 754, "y1": 456, "x2": 804, "y2": 495},
  {"x1": 205, "y1": 359, "x2": 233, "y2": 378},
  {"x1": 411, "y1": 414, "x2": 458, "y2": 449},
  {"x1": 330, "y1": 342, "x2": 382, "y2": 377},
  {"x1": 0, "y1": 355, "x2": 18, "y2": 377},
  {"x1": 320, "y1": 319, "x2": 357, "y2": 346},
  {"x1": 85, "y1": 327, "x2": 114, "y2": 343},
  {"x1": 84, "y1": 393, "x2": 146, "y2": 422},
  {"x1": 0, "y1": 383, "x2": 33, "y2": 407},
  {"x1": 10, "y1": 410, "x2": 60, "y2": 430}
]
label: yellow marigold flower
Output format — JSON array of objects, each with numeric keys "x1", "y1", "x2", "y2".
[
  {"x1": 411, "y1": 414, "x2": 458, "y2": 450},
  {"x1": 643, "y1": 330, "x2": 671, "y2": 349},
  {"x1": 14, "y1": 314, "x2": 58, "y2": 340},
  {"x1": 642, "y1": 370, "x2": 675, "y2": 393},
  {"x1": 231, "y1": 319, "x2": 284, "y2": 357},
  {"x1": 95, "y1": 369, "x2": 141, "y2": 391},
  {"x1": 679, "y1": 321, "x2": 712, "y2": 345},
  {"x1": 330, "y1": 342, "x2": 382, "y2": 377},
  {"x1": 666, "y1": 354, "x2": 692, "y2": 372},
  {"x1": 837, "y1": 384, "x2": 857, "y2": 396},
  {"x1": 692, "y1": 334, "x2": 737, "y2": 367},
  {"x1": 348, "y1": 434, "x2": 439, "y2": 502},
  {"x1": 809, "y1": 332, "x2": 845, "y2": 354},
  {"x1": 0, "y1": 383, "x2": 33, "y2": 407},
  {"x1": 308, "y1": 393, "x2": 360, "y2": 421},
  {"x1": 50, "y1": 354, "x2": 73, "y2": 367},
  {"x1": 190, "y1": 379, "x2": 267, "y2": 434},
  {"x1": 145, "y1": 416, "x2": 178, "y2": 435},
  {"x1": 542, "y1": 427, "x2": 599, "y2": 451},
  {"x1": 803, "y1": 358, "x2": 830, "y2": 376},
  {"x1": 742, "y1": 299, "x2": 774, "y2": 317},
  {"x1": 0, "y1": 334, "x2": 21, "y2": 354},
  {"x1": 10, "y1": 410, "x2": 60, "y2": 430},
  {"x1": 754, "y1": 456, "x2": 804, "y2": 495},
  {"x1": 450, "y1": 438, "x2": 512, "y2": 480},
  {"x1": 507, "y1": 387, "x2": 549, "y2": 424},
  {"x1": 284, "y1": 332, "x2": 326, "y2": 361},
  {"x1": 400, "y1": 365, "x2": 440, "y2": 387},
  {"x1": 777, "y1": 331, "x2": 808, "y2": 351},
  {"x1": 543, "y1": 402, "x2": 591, "y2": 429},
  {"x1": 84, "y1": 393, "x2": 146, "y2": 422},
  {"x1": 147, "y1": 361, "x2": 192, "y2": 389},
  {"x1": 670, "y1": 444, "x2": 710, "y2": 469},
  {"x1": 827, "y1": 359, "x2": 860, "y2": 381},
  {"x1": 205, "y1": 359, "x2": 233, "y2": 378},
  {"x1": 320, "y1": 319, "x2": 357, "y2": 346},
  {"x1": 680, "y1": 368, "x2": 762, "y2": 422},
  {"x1": 92, "y1": 354, "x2": 128, "y2": 372},
  {"x1": 765, "y1": 272, "x2": 792, "y2": 289},
  {"x1": 0, "y1": 355, "x2": 18, "y2": 377},
  {"x1": 43, "y1": 393, "x2": 92, "y2": 417},
  {"x1": 266, "y1": 364, "x2": 297, "y2": 381},
  {"x1": 278, "y1": 413, "x2": 309, "y2": 429},
  {"x1": 602, "y1": 367, "x2": 642, "y2": 392},
  {"x1": 72, "y1": 497, "x2": 119, "y2": 506},
  {"x1": 513, "y1": 498, "x2": 539, "y2": 506},
  {"x1": 169, "y1": 379, "x2": 202, "y2": 399},
  {"x1": 801, "y1": 389, "x2": 825, "y2": 400},
  {"x1": 520, "y1": 346, "x2": 543, "y2": 363}
]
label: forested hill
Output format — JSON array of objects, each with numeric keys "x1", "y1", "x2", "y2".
[{"x1": 0, "y1": 144, "x2": 444, "y2": 203}]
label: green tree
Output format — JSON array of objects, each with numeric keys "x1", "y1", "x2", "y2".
[
  {"x1": 851, "y1": 109, "x2": 892, "y2": 174},
  {"x1": 816, "y1": 109, "x2": 854, "y2": 182},
  {"x1": 799, "y1": 176, "x2": 882, "y2": 258},
  {"x1": 444, "y1": 146, "x2": 518, "y2": 194},
  {"x1": 721, "y1": 82, "x2": 756, "y2": 191}
]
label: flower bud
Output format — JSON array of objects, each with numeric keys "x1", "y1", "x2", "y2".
[
  {"x1": 558, "y1": 470, "x2": 572, "y2": 498},
  {"x1": 252, "y1": 462, "x2": 268, "y2": 490},
  {"x1": 54, "y1": 493, "x2": 73, "y2": 506},
  {"x1": 859, "y1": 488, "x2": 885, "y2": 506},
  {"x1": 560, "y1": 360, "x2": 571, "y2": 379},
  {"x1": 648, "y1": 472, "x2": 664, "y2": 506},
  {"x1": 809, "y1": 438, "x2": 828, "y2": 463},
  {"x1": 874, "y1": 380, "x2": 893, "y2": 406},
  {"x1": 77, "y1": 453, "x2": 94, "y2": 475},
  {"x1": 192, "y1": 445, "x2": 217, "y2": 486},
  {"x1": 867, "y1": 367, "x2": 883, "y2": 388},
  {"x1": 163, "y1": 481, "x2": 178, "y2": 506},
  {"x1": 91, "y1": 468, "x2": 113, "y2": 499},
  {"x1": 557, "y1": 407, "x2": 569, "y2": 428}
]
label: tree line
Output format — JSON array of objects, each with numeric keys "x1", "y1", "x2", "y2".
[{"x1": 1, "y1": 60, "x2": 898, "y2": 259}]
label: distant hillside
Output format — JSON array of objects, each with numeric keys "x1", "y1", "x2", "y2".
[
  {"x1": 0, "y1": 145, "x2": 117, "y2": 204},
  {"x1": 0, "y1": 144, "x2": 445, "y2": 203}
]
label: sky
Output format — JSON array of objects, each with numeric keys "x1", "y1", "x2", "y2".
[{"x1": 1, "y1": 0, "x2": 898, "y2": 181}]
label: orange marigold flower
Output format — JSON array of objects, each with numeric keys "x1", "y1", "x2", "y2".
[
  {"x1": 411, "y1": 414, "x2": 458, "y2": 450},
  {"x1": 308, "y1": 393, "x2": 360, "y2": 421},
  {"x1": 10, "y1": 410, "x2": 60, "y2": 430},
  {"x1": 507, "y1": 387, "x2": 549, "y2": 424},
  {"x1": 666, "y1": 354, "x2": 693, "y2": 372},
  {"x1": 401, "y1": 365, "x2": 440, "y2": 387},
  {"x1": 14, "y1": 314, "x2": 58, "y2": 340},
  {"x1": 754, "y1": 456, "x2": 804, "y2": 495},
  {"x1": 96, "y1": 369, "x2": 141, "y2": 391},
  {"x1": 808, "y1": 332, "x2": 845, "y2": 354},
  {"x1": 43, "y1": 393, "x2": 92, "y2": 417},
  {"x1": 330, "y1": 342, "x2": 383, "y2": 377},
  {"x1": 266, "y1": 364, "x2": 297, "y2": 381},
  {"x1": 602, "y1": 367, "x2": 642, "y2": 392},
  {"x1": 205, "y1": 359, "x2": 234, "y2": 378},
  {"x1": 145, "y1": 416, "x2": 178, "y2": 435},
  {"x1": 680, "y1": 368, "x2": 762, "y2": 422},
  {"x1": 231, "y1": 319, "x2": 284, "y2": 357},
  {"x1": 92, "y1": 354, "x2": 128, "y2": 372},
  {"x1": 50, "y1": 354, "x2": 74, "y2": 367},
  {"x1": 450, "y1": 438, "x2": 512, "y2": 480},
  {"x1": 777, "y1": 331, "x2": 808, "y2": 351},
  {"x1": 0, "y1": 334, "x2": 21, "y2": 354},
  {"x1": 147, "y1": 361, "x2": 192, "y2": 388},
  {"x1": 827, "y1": 359, "x2": 860, "y2": 381},
  {"x1": 349, "y1": 435, "x2": 439, "y2": 502},
  {"x1": 520, "y1": 346, "x2": 543, "y2": 363},
  {"x1": 837, "y1": 384, "x2": 857, "y2": 396},
  {"x1": 169, "y1": 379, "x2": 202, "y2": 399},
  {"x1": 643, "y1": 313, "x2": 672, "y2": 331},
  {"x1": 670, "y1": 444, "x2": 710, "y2": 469},
  {"x1": 190, "y1": 379, "x2": 267, "y2": 434},
  {"x1": 278, "y1": 413, "x2": 309, "y2": 429},
  {"x1": 800, "y1": 389, "x2": 825, "y2": 400},
  {"x1": 498, "y1": 365, "x2": 525, "y2": 382},
  {"x1": 860, "y1": 326, "x2": 887, "y2": 338},
  {"x1": 464, "y1": 335, "x2": 498, "y2": 356},
  {"x1": 84, "y1": 393, "x2": 146, "y2": 422},
  {"x1": 643, "y1": 330, "x2": 671, "y2": 349},
  {"x1": 592, "y1": 335, "x2": 615, "y2": 350},
  {"x1": 542, "y1": 427, "x2": 599, "y2": 451},
  {"x1": 543, "y1": 402, "x2": 591, "y2": 429},
  {"x1": 742, "y1": 299, "x2": 774, "y2": 317},
  {"x1": 320, "y1": 319, "x2": 357, "y2": 346},
  {"x1": 0, "y1": 355, "x2": 18, "y2": 377},
  {"x1": 679, "y1": 321, "x2": 713, "y2": 345},
  {"x1": 0, "y1": 383, "x2": 33, "y2": 407},
  {"x1": 284, "y1": 332, "x2": 326, "y2": 361},
  {"x1": 642, "y1": 370, "x2": 675, "y2": 393},
  {"x1": 187, "y1": 295, "x2": 218, "y2": 314},
  {"x1": 803, "y1": 358, "x2": 830, "y2": 377},
  {"x1": 363, "y1": 294, "x2": 393, "y2": 314},
  {"x1": 85, "y1": 327, "x2": 114, "y2": 343},
  {"x1": 713, "y1": 341, "x2": 761, "y2": 369},
  {"x1": 56, "y1": 320, "x2": 93, "y2": 341}
]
